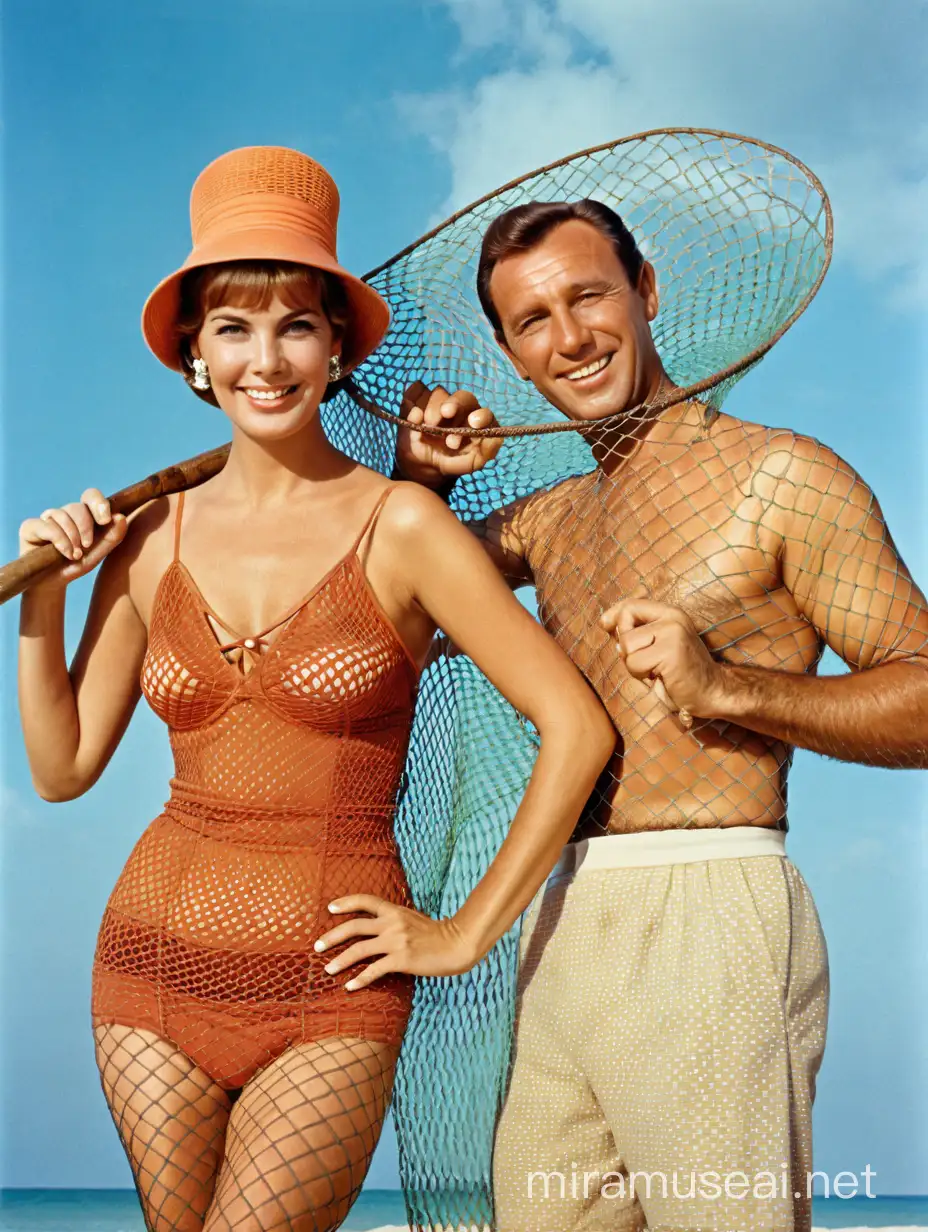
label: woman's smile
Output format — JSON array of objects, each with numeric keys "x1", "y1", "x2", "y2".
[{"x1": 238, "y1": 383, "x2": 301, "y2": 410}]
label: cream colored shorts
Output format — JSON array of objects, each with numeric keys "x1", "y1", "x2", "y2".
[{"x1": 493, "y1": 828, "x2": 829, "y2": 1232}]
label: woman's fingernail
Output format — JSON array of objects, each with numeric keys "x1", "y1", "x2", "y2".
[
  {"x1": 345, "y1": 980, "x2": 359, "y2": 992},
  {"x1": 328, "y1": 903, "x2": 341, "y2": 913},
  {"x1": 314, "y1": 940, "x2": 326, "y2": 952},
  {"x1": 72, "y1": 547, "x2": 82, "y2": 559},
  {"x1": 325, "y1": 962, "x2": 338, "y2": 975}
]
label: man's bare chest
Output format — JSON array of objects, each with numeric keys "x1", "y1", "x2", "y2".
[{"x1": 522, "y1": 467, "x2": 813, "y2": 671}]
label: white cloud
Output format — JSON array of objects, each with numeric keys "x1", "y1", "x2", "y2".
[
  {"x1": 402, "y1": 0, "x2": 927, "y2": 304},
  {"x1": 399, "y1": 63, "x2": 627, "y2": 213},
  {"x1": 431, "y1": 0, "x2": 572, "y2": 59},
  {"x1": 429, "y1": 0, "x2": 517, "y2": 51}
]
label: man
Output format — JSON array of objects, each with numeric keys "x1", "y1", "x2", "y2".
[{"x1": 395, "y1": 199, "x2": 928, "y2": 1231}]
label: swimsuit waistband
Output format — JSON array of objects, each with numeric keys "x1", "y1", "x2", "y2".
[{"x1": 552, "y1": 825, "x2": 786, "y2": 876}]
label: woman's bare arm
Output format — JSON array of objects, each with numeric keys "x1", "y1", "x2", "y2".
[
  {"x1": 399, "y1": 488, "x2": 613, "y2": 957},
  {"x1": 318, "y1": 484, "x2": 615, "y2": 983},
  {"x1": 18, "y1": 492, "x2": 149, "y2": 801}
]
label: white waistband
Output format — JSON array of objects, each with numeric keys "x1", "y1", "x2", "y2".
[{"x1": 552, "y1": 826, "x2": 787, "y2": 875}]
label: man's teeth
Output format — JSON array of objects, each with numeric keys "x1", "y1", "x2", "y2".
[
  {"x1": 565, "y1": 356, "x2": 610, "y2": 381},
  {"x1": 245, "y1": 387, "x2": 293, "y2": 400}
]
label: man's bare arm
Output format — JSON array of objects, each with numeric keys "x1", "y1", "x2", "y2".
[
  {"x1": 604, "y1": 435, "x2": 928, "y2": 768},
  {"x1": 394, "y1": 381, "x2": 533, "y2": 588},
  {"x1": 709, "y1": 659, "x2": 928, "y2": 768},
  {"x1": 716, "y1": 437, "x2": 928, "y2": 766},
  {"x1": 467, "y1": 507, "x2": 534, "y2": 589}
]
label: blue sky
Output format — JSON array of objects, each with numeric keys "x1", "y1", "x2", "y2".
[{"x1": 2, "y1": 0, "x2": 926, "y2": 1195}]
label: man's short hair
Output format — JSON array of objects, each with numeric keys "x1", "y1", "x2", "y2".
[{"x1": 476, "y1": 199, "x2": 645, "y2": 336}]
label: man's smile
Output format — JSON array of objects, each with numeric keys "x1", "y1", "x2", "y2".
[{"x1": 560, "y1": 353, "x2": 613, "y2": 384}]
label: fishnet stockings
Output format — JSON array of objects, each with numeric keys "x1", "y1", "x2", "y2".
[{"x1": 95, "y1": 1026, "x2": 398, "y2": 1232}]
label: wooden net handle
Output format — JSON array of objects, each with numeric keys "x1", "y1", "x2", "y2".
[{"x1": 0, "y1": 442, "x2": 231, "y2": 605}]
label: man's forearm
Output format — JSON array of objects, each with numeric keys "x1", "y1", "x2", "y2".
[{"x1": 708, "y1": 658, "x2": 928, "y2": 768}]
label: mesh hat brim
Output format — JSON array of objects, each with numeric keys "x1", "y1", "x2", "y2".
[{"x1": 141, "y1": 228, "x2": 390, "y2": 375}]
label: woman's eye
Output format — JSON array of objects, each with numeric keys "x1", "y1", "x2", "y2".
[
  {"x1": 285, "y1": 319, "x2": 316, "y2": 334},
  {"x1": 216, "y1": 323, "x2": 244, "y2": 335}
]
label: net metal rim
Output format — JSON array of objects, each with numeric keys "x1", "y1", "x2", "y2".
[{"x1": 347, "y1": 126, "x2": 834, "y2": 439}]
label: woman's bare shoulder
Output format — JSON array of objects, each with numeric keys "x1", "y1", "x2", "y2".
[
  {"x1": 377, "y1": 480, "x2": 460, "y2": 536},
  {"x1": 104, "y1": 494, "x2": 177, "y2": 626}
]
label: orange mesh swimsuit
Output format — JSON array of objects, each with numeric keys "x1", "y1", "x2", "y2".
[{"x1": 92, "y1": 488, "x2": 418, "y2": 1090}]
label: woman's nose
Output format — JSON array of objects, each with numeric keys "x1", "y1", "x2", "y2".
[{"x1": 251, "y1": 330, "x2": 285, "y2": 376}]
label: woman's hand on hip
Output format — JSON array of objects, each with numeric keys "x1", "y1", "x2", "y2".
[{"x1": 314, "y1": 896, "x2": 480, "y2": 987}]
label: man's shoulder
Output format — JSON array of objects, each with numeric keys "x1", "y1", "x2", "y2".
[
  {"x1": 518, "y1": 469, "x2": 596, "y2": 511},
  {"x1": 714, "y1": 415, "x2": 874, "y2": 535},
  {"x1": 715, "y1": 413, "x2": 847, "y2": 484}
]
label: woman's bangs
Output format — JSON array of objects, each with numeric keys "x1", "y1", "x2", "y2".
[{"x1": 198, "y1": 263, "x2": 325, "y2": 316}]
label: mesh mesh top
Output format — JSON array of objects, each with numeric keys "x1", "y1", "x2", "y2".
[{"x1": 91, "y1": 492, "x2": 418, "y2": 1091}]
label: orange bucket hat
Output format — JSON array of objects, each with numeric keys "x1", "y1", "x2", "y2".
[{"x1": 142, "y1": 146, "x2": 390, "y2": 376}]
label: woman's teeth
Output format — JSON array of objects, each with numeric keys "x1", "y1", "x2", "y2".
[
  {"x1": 565, "y1": 355, "x2": 610, "y2": 381},
  {"x1": 244, "y1": 387, "x2": 296, "y2": 401}
]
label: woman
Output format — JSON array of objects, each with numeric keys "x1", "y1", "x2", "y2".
[{"x1": 17, "y1": 146, "x2": 614, "y2": 1232}]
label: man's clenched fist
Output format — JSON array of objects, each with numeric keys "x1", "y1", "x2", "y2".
[{"x1": 600, "y1": 591, "x2": 726, "y2": 728}]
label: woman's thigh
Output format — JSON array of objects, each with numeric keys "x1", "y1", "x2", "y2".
[
  {"x1": 94, "y1": 1024, "x2": 233, "y2": 1232},
  {"x1": 203, "y1": 1035, "x2": 400, "y2": 1232}
]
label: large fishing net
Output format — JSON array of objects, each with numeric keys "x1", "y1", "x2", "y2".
[{"x1": 317, "y1": 129, "x2": 928, "y2": 1230}]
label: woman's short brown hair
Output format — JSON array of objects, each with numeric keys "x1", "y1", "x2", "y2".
[{"x1": 175, "y1": 260, "x2": 350, "y2": 406}]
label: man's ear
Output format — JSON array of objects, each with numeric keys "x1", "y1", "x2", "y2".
[
  {"x1": 495, "y1": 332, "x2": 531, "y2": 381},
  {"x1": 637, "y1": 261, "x2": 659, "y2": 323}
]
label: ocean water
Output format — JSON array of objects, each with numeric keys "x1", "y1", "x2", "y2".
[
  {"x1": 0, "y1": 1189, "x2": 406, "y2": 1231},
  {"x1": 0, "y1": 1190, "x2": 926, "y2": 1231}
]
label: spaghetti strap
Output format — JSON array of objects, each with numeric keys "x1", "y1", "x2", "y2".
[
  {"x1": 167, "y1": 485, "x2": 403, "y2": 651},
  {"x1": 173, "y1": 491, "x2": 186, "y2": 562},
  {"x1": 350, "y1": 486, "x2": 395, "y2": 556}
]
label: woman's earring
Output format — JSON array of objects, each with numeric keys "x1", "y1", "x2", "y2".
[
  {"x1": 192, "y1": 358, "x2": 211, "y2": 391},
  {"x1": 328, "y1": 355, "x2": 342, "y2": 383}
]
